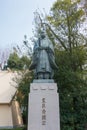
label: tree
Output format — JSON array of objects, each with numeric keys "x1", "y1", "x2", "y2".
[
  {"x1": 7, "y1": 52, "x2": 21, "y2": 69},
  {"x1": 44, "y1": 0, "x2": 87, "y2": 129},
  {"x1": 7, "y1": 41, "x2": 33, "y2": 127},
  {"x1": 15, "y1": 70, "x2": 33, "y2": 125},
  {"x1": 54, "y1": 48, "x2": 87, "y2": 130},
  {"x1": 7, "y1": 52, "x2": 31, "y2": 70}
]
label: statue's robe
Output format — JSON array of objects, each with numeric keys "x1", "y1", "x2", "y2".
[{"x1": 29, "y1": 36, "x2": 58, "y2": 79}]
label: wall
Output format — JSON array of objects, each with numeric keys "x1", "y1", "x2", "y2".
[{"x1": 0, "y1": 104, "x2": 13, "y2": 128}]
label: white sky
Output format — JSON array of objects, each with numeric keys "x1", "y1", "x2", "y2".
[{"x1": 0, "y1": 0, "x2": 55, "y2": 50}]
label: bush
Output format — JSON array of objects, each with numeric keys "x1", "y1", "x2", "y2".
[{"x1": 1, "y1": 127, "x2": 25, "y2": 130}]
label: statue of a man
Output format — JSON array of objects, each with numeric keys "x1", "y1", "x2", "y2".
[{"x1": 29, "y1": 30, "x2": 58, "y2": 79}]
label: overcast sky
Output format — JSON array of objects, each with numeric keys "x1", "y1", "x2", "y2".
[{"x1": 0, "y1": 0, "x2": 55, "y2": 50}]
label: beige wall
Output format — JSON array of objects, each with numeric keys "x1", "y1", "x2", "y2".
[
  {"x1": 0, "y1": 101, "x2": 23, "y2": 128},
  {"x1": 0, "y1": 104, "x2": 13, "y2": 127},
  {"x1": 11, "y1": 100, "x2": 23, "y2": 126}
]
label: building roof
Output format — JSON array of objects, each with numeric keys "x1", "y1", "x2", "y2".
[{"x1": 0, "y1": 71, "x2": 17, "y2": 104}]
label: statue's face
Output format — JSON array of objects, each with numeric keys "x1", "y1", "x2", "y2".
[
  {"x1": 41, "y1": 34, "x2": 45, "y2": 39},
  {"x1": 41, "y1": 32, "x2": 45, "y2": 39}
]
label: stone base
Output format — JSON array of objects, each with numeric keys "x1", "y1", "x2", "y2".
[{"x1": 28, "y1": 80, "x2": 60, "y2": 130}]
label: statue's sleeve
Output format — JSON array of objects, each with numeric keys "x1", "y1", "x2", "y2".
[
  {"x1": 49, "y1": 54, "x2": 58, "y2": 69},
  {"x1": 29, "y1": 53, "x2": 37, "y2": 70},
  {"x1": 29, "y1": 42, "x2": 39, "y2": 70},
  {"x1": 48, "y1": 40, "x2": 58, "y2": 69}
]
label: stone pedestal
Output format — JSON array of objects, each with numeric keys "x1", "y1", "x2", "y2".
[{"x1": 28, "y1": 80, "x2": 60, "y2": 130}]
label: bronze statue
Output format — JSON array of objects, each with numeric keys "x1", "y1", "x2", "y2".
[{"x1": 29, "y1": 30, "x2": 58, "y2": 79}]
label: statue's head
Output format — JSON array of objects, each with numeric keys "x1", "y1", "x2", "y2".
[
  {"x1": 40, "y1": 29, "x2": 46, "y2": 39},
  {"x1": 40, "y1": 28, "x2": 46, "y2": 39}
]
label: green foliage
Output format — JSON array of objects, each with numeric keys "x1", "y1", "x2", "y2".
[
  {"x1": 7, "y1": 52, "x2": 30, "y2": 70},
  {"x1": 1, "y1": 128, "x2": 24, "y2": 130},
  {"x1": 15, "y1": 70, "x2": 33, "y2": 124},
  {"x1": 16, "y1": 70, "x2": 33, "y2": 106},
  {"x1": 7, "y1": 51, "x2": 32, "y2": 125},
  {"x1": 20, "y1": 55, "x2": 31, "y2": 69},
  {"x1": 7, "y1": 52, "x2": 21, "y2": 69},
  {"x1": 54, "y1": 47, "x2": 87, "y2": 130},
  {"x1": 46, "y1": 0, "x2": 86, "y2": 52},
  {"x1": 46, "y1": 0, "x2": 87, "y2": 129}
]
